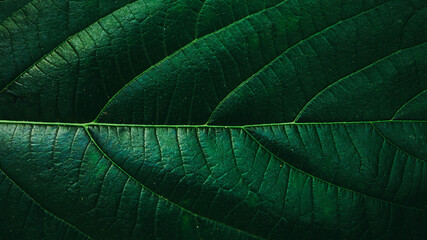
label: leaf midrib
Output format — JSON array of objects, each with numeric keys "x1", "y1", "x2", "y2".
[
  {"x1": 0, "y1": 119, "x2": 424, "y2": 128},
  {"x1": 1, "y1": 119, "x2": 426, "y2": 210},
  {"x1": 1, "y1": 118, "x2": 425, "y2": 240},
  {"x1": 86, "y1": 121, "x2": 427, "y2": 214},
  {"x1": 85, "y1": 120, "x2": 427, "y2": 238}
]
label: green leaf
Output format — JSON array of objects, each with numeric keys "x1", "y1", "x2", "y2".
[
  {"x1": 0, "y1": 0, "x2": 426, "y2": 239},
  {"x1": 0, "y1": 0, "x2": 138, "y2": 90},
  {"x1": 0, "y1": 0, "x2": 280, "y2": 122}
]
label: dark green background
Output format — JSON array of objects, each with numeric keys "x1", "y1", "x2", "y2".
[{"x1": 0, "y1": 0, "x2": 426, "y2": 239}]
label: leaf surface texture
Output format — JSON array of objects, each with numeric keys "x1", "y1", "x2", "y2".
[{"x1": 0, "y1": 0, "x2": 426, "y2": 239}]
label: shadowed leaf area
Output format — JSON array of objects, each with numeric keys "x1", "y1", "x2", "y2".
[{"x1": 0, "y1": 0, "x2": 426, "y2": 239}]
